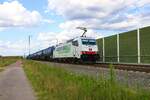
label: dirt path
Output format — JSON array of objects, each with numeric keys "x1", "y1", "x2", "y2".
[{"x1": 0, "y1": 61, "x2": 36, "y2": 100}]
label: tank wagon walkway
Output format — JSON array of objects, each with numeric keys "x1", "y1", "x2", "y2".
[{"x1": 0, "y1": 61, "x2": 36, "y2": 100}]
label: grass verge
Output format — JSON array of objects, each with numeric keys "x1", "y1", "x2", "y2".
[
  {"x1": 0, "y1": 57, "x2": 20, "y2": 71},
  {"x1": 23, "y1": 60, "x2": 150, "y2": 100}
]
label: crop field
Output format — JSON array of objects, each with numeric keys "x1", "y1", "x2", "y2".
[
  {"x1": 23, "y1": 60, "x2": 150, "y2": 100},
  {"x1": 0, "y1": 57, "x2": 19, "y2": 71}
]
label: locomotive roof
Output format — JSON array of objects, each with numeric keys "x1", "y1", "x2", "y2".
[
  {"x1": 67, "y1": 36, "x2": 95, "y2": 42},
  {"x1": 55, "y1": 36, "x2": 96, "y2": 47}
]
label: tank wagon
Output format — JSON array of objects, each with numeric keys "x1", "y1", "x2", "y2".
[{"x1": 27, "y1": 46, "x2": 55, "y2": 61}]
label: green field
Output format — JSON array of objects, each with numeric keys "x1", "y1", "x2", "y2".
[
  {"x1": 23, "y1": 60, "x2": 150, "y2": 100},
  {"x1": 0, "y1": 57, "x2": 19, "y2": 71}
]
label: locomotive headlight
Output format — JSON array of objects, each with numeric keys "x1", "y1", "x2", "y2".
[{"x1": 89, "y1": 48, "x2": 92, "y2": 51}]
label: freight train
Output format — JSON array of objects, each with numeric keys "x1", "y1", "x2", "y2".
[{"x1": 27, "y1": 28, "x2": 100, "y2": 63}]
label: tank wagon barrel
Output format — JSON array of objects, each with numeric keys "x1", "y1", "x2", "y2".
[{"x1": 27, "y1": 46, "x2": 55, "y2": 61}]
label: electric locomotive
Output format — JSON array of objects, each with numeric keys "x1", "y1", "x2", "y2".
[
  {"x1": 27, "y1": 27, "x2": 100, "y2": 63},
  {"x1": 53, "y1": 36, "x2": 99, "y2": 62}
]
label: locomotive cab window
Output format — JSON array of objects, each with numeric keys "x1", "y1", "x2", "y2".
[
  {"x1": 72, "y1": 40, "x2": 79, "y2": 46},
  {"x1": 82, "y1": 39, "x2": 96, "y2": 45}
]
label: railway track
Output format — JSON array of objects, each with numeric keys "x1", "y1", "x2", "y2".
[
  {"x1": 40, "y1": 60, "x2": 150, "y2": 73},
  {"x1": 81, "y1": 63, "x2": 150, "y2": 73},
  {"x1": 51, "y1": 61, "x2": 150, "y2": 73}
]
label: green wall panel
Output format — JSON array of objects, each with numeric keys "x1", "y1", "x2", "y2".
[
  {"x1": 104, "y1": 35, "x2": 117, "y2": 62},
  {"x1": 140, "y1": 26, "x2": 150, "y2": 63},
  {"x1": 119, "y1": 30, "x2": 138, "y2": 63}
]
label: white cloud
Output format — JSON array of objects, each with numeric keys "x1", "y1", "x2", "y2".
[
  {"x1": 0, "y1": 0, "x2": 42, "y2": 27},
  {"x1": 0, "y1": 27, "x2": 5, "y2": 31},
  {"x1": 137, "y1": 0, "x2": 150, "y2": 7},
  {"x1": 59, "y1": 18, "x2": 139, "y2": 31},
  {"x1": 43, "y1": 19, "x2": 53, "y2": 24},
  {"x1": 48, "y1": 0, "x2": 150, "y2": 31},
  {"x1": 0, "y1": 39, "x2": 45, "y2": 56},
  {"x1": 0, "y1": 40, "x2": 27, "y2": 56}
]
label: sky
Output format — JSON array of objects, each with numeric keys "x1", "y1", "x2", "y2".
[{"x1": 0, "y1": 0, "x2": 150, "y2": 56}]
